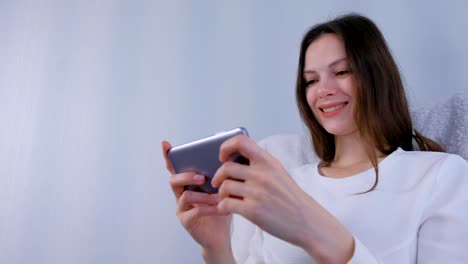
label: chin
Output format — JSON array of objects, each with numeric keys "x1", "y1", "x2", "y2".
[
  {"x1": 325, "y1": 128, "x2": 345, "y2": 136},
  {"x1": 323, "y1": 124, "x2": 356, "y2": 136}
]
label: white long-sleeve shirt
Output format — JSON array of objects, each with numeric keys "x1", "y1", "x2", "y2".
[{"x1": 231, "y1": 134, "x2": 468, "y2": 263}]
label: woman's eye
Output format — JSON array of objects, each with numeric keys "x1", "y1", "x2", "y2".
[
  {"x1": 336, "y1": 70, "x2": 350, "y2": 76},
  {"x1": 305, "y1": 79, "x2": 317, "y2": 87}
]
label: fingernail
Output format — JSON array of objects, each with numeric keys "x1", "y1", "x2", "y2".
[{"x1": 194, "y1": 174, "x2": 204, "y2": 182}]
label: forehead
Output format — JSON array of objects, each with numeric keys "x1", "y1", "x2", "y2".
[{"x1": 304, "y1": 34, "x2": 347, "y2": 70}]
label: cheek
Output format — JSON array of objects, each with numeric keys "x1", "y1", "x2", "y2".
[
  {"x1": 305, "y1": 88, "x2": 321, "y2": 116},
  {"x1": 306, "y1": 89, "x2": 320, "y2": 123},
  {"x1": 341, "y1": 77, "x2": 358, "y2": 96},
  {"x1": 305, "y1": 88, "x2": 316, "y2": 108}
]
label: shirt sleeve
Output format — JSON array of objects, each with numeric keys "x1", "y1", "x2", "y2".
[{"x1": 416, "y1": 155, "x2": 468, "y2": 263}]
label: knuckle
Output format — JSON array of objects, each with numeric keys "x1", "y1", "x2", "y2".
[
  {"x1": 217, "y1": 163, "x2": 227, "y2": 175},
  {"x1": 170, "y1": 173, "x2": 194, "y2": 187},
  {"x1": 168, "y1": 176, "x2": 177, "y2": 187},
  {"x1": 169, "y1": 175, "x2": 183, "y2": 190},
  {"x1": 218, "y1": 181, "x2": 225, "y2": 194},
  {"x1": 191, "y1": 206, "x2": 201, "y2": 218},
  {"x1": 223, "y1": 161, "x2": 235, "y2": 172},
  {"x1": 218, "y1": 199, "x2": 228, "y2": 213},
  {"x1": 175, "y1": 202, "x2": 184, "y2": 215},
  {"x1": 179, "y1": 191, "x2": 189, "y2": 204},
  {"x1": 218, "y1": 181, "x2": 229, "y2": 198},
  {"x1": 217, "y1": 162, "x2": 233, "y2": 180},
  {"x1": 237, "y1": 136, "x2": 247, "y2": 149}
]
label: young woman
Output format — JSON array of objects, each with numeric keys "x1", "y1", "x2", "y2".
[{"x1": 162, "y1": 14, "x2": 468, "y2": 263}]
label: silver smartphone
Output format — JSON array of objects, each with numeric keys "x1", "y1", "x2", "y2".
[{"x1": 167, "y1": 127, "x2": 249, "y2": 194}]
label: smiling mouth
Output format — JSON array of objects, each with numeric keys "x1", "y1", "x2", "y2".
[{"x1": 320, "y1": 102, "x2": 348, "y2": 112}]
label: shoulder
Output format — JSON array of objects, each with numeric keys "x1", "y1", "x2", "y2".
[
  {"x1": 257, "y1": 133, "x2": 319, "y2": 170},
  {"x1": 422, "y1": 152, "x2": 468, "y2": 189},
  {"x1": 381, "y1": 149, "x2": 468, "y2": 190},
  {"x1": 394, "y1": 149, "x2": 451, "y2": 163},
  {"x1": 394, "y1": 149, "x2": 467, "y2": 171}
]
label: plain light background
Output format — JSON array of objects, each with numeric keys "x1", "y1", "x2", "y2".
[{"x1": 1, "y1": 1, "x2": 467, "y2": 263}]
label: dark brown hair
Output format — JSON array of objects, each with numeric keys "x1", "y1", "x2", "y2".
[{"x1": 295, "y1": 13, "x2": 444, "y2": 192}]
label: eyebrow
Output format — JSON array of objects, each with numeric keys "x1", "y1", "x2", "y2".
[{"x1": 303, "y1": 58, "x2": 348, "y2": 74}]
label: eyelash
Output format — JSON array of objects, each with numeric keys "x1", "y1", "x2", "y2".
[
  {"x1": 336, "y1": 70, "x2": 350, "y2": 76},
  {"x1": 305, "y1": 80, "x2": 317, "y2": 87},
  {"x1": 305, "y1": 69, "x2": 351, "y2": 88},
  {"x1": 304, "y1": 70, "x2": 350, "y2": 87}
]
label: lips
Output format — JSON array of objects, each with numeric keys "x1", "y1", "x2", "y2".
[
  {"x1": 319, "y1": 102, "x2": 348, "y2": 112},
  {"x1": 321, "y1": 103, "x2": 346, "y2": 112},
  {"x1": 318, "y1": 102, "x2": 349, "y2": 118}
]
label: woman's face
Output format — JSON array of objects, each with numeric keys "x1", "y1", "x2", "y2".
[{"x1": 303, "y1": 33, "x2": 358, "y2": 136}]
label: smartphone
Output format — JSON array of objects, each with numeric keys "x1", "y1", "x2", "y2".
[{"x1": 167, "y1": 127, "x2": 249, "y2": 194}]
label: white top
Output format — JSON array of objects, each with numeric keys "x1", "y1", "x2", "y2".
[{"x1": 231, "y1": 134, "x2": 468, "y2": 263}]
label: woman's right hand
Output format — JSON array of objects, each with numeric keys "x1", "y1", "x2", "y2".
[{"x1": 162, "y1": 140, "x2": 233, "y2": 256}]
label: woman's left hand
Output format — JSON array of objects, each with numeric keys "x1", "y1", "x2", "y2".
[{"x1": 211, "y1": 135, "x2": 354, "y2": 263}]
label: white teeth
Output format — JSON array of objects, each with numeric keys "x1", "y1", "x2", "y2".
[{"x1": 322, "y1": 103, "x2": 345, "y2": 113}]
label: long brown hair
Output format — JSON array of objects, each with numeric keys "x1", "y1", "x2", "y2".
[{"x1": 295, "y1": 13, "x2": 444, "y2": 192}]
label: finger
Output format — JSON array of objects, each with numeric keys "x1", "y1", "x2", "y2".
[
  {"x1": 161, "y1": 140, "x2": 175, "y2": 174},
  {"x1": 179, "y1": 205, "x2": 220, "y2": 228},
  {"x1": 169, "y1": 172, "x2": 205, "y2": 198},
  {"x1": 218, "y1": 179, "x2": 248, "y2": 200},
  {"x1": 217, "y1": 197, "x2": 247, "y2": 216},
  {"x1": 219, "y1": 135, "x2": 264, "y2": 163},
  {"x1": 178, "y1": 191, "x2": 221, "y2": 212},
  {"x1": 211, "y1": 161, "x2": 251, "y2": 188}
]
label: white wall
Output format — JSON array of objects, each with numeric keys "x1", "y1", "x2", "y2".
[{"x1": 0, "y1": 1, "x2": 467, "y2": 263}]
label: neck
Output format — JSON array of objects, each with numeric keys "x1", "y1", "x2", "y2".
[{"x1": 331, "y1": 131, "x2": 376, "y2": 168}]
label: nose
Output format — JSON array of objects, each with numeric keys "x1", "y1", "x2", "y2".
[{"x1": 317, "y1": 76, "x2": 338, "y2": 98}]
